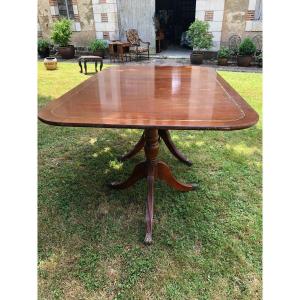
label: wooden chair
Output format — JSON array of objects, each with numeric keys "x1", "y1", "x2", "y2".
[{"x1": 126, "y1": 29, "x2": 150, "y2": 61}]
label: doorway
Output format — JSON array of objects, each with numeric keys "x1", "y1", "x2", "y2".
[{"x1": 155, "y1": 0, "x2": 196, "y2": 54}]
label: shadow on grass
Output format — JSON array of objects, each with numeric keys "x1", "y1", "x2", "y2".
[
  {"x1": 38, "y1": 124, "x2": 262, "y2": 298},
  {"x1": 39, "y1": 126, "x2": 261, "y2": 243}
]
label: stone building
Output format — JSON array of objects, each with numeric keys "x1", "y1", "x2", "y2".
[{"x1": 38, "y1": 0, "x2": 262, "y2": 53}]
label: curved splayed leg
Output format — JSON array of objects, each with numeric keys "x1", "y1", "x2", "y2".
[
  {"x1": 157, "y1": 161, "x2": 196, "y2": 191},
  {"x1": 118, "y1": 132, "x2": 145, "y2": 161},
  {"x1": 108, "y1": 161, "x2": 147, "y2": 189},
  {"x1": 158, "y1": 129, "x2": 193, "y2": 166}
]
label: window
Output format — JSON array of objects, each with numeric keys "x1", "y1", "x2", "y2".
[
  {"x1": 255, "y1": 0, "x2": 262, "y2": 20},
  {"x1": 57, "y1": 0, "x2": 74, "y2": 19}
]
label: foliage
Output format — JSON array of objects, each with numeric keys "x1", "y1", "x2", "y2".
[
  {"x1": 38, "y1": 62, "x2": 262, "y2": 300},
  {"x1": 229, "y1": 47, "x2": 239, "y2": 57},
  {"x1": 187, "y1": 20, "x2": 213, "y2": 51},
  {"x1": 51, "y1": 18, "x2": 73, "y2": 47},
  {"x1": 218, "y1": 47, "x2": 230, "y2": 59},
  {"x1": 89, "y1": 39, "x2": 108, "y2": 52},
  {"x1": 238, "y1": 37, "x2": 256, "y2": 56},
  {"x1": 38, "y1": 39, "x2": 50, "y2": 51}
]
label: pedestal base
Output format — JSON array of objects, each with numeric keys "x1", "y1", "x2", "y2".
[
  {"x1": 119, "y1": 130, "x2": 192, "y2": 166},
  {"x1": 109, "y1": 129, "x2": 196, "y2": 244}
]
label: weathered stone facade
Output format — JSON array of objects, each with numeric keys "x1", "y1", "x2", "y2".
[
  {"x1": 38, "y1": 0, "x2": 262, "y2": 51},
  {"x1": 195, "y1": 0, "x2": 226, "y2": 51},
  {"x1": 38, "y1": 0, "x2": 96, "y2": 47},
  {"x1": 221, "y1": 0, "x2": 262, "y2": 46}
]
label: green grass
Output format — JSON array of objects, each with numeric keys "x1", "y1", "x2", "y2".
[{"x1": 38, "y1": 62, "x2": 262, "y2": 299}]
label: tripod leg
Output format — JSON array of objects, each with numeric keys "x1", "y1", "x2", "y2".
[{"x1": 158, "y1": 130, "x2": 193, "y2": 166}]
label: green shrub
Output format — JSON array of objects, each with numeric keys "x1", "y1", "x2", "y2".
[
  {"x1": 51, "y1": 18, "x2": 73, "y2": 47},
  {"x1": 238, "y1": 38, "x2": 256, "y2": 56},
  {"x1": 187, "y1": 20, "x2": 213, "y2": 51},
  {"x1": 89, "y1": 39, "x2": 108, "y2": 52},
  {"x1": 218, "y1": 47, "x2": 230, "y2": 59},
  {"x1": 38, "y1": 39, "x2": 50, "y2": 51}
]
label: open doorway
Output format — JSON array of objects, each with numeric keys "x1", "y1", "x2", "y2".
[{"x1": 155, "y1": 0, "x2": 196, "y2": 55}]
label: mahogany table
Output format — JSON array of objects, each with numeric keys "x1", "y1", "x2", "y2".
[{"x1": 38, "y1": 66, "x2": 258, "y2": 244}]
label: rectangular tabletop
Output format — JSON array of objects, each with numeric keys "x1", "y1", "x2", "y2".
[{"x1": 38, "y1": 66, "x2": 258, "y2": 130}]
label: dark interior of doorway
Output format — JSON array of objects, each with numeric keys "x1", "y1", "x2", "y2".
[{"x1": 155, "y1": 0, "x2": 196, "y2": 52}]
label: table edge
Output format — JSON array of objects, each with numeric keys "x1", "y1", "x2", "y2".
[{"x1": 38, "y1": 66, "x2": 259, "y2": 131}]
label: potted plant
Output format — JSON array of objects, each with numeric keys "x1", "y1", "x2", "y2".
[
  {"x1": 89, "y1": 39, "x2": 108, "y2": 58},
  {"x1": 217, "y1": 47, "x2": 230, "y2": 66},
  {"x1": 237, "y1": 37, "x2": 256, "y2": 67},
  {"x1": 38, "y1": 39, "x2": 50, "y2": 58},
  {"x1": 51, "y1": 18, "x2": 75, "y2": 59},
  {"x1": 187, "y1": 20, "x2": 213, "y2": 65}
]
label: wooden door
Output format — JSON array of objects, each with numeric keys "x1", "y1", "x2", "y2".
[{"x1": 117, "y1": 0, "x2": 156, "y2": 51}]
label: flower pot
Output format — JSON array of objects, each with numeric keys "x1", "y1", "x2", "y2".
[
  {"x1": 44, "y1": 57, "x2": 57, "y2": 70},
  {"x1": 190, "y1": 52, "x2": 203, "y2": 65},
  {"x1": 58, "y1": 45, "x2": 75, "y2": 59},
  {"x1": 218, "y1": 57, "x2": 228, "y2": 66},
  {"x1": 38, "y1": 47, "x2": 50, "y2": 59},
  {"x1": 93, "y1": 49, "x2": 105, "y2": 58},
  {"x1": 237, "y1": 55, "x2": 252, "y2": 67}
]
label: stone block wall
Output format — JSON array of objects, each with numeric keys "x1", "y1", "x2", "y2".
[
  {"x1": 38, "y1": 0, "x2": 96, "y2": 47},
  {"x1": 221, "y1": 0, "x2": 262, "y2": 47},
  {"x1": 91, "y1": 0, "x2": 119, "y2": 41},
  {"x1": 195, "y1": 0, "x2": 226, "y2": 51},
  {"x1": 38, "y1": 0, "x2": 262, "y2": 53}
]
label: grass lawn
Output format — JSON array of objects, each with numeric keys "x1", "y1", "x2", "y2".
[{"x1": 38, "y1": 62, "x2": 262, "y2": 299}]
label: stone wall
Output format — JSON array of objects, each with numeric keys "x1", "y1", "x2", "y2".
[
  {"x1": 38, "y1": 0, "x2": 262, "y2": 52},
  {"x1": 72, "y1": 0, "x2": 96, "y2": 46},
  {"x1": 221, "y1": 0, "x2": 262, "y2": 46},
  {"x1": 195, "y1": 0, "x2": 226, "y2": 51},
  {"x1": 92, "y1": 0, "x2": 119, "y2": 41},
  {"x1": 38, "y1": 0, "x2": 54, "y2": 38},
  {"x1": 38, "y1": 0, "x2": 96, "y2": 47}
]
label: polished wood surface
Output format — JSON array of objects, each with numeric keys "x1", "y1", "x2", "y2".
[{"x1": 38, "y1": 66, "x2": 258, "y2": 130}]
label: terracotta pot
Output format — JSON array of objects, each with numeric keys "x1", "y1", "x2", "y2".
[
  {"x1": 237, "y1": 55, "x2": 252, "y2": 67},
  {"x1": 190, "y1": 52, "x2": 203, "y2": 65},
  {"x1": 44, "y1": 57, "x2": 57, "y2": 70},
  {"x1": 218, "y1": 57, "x2": 228, "y2": 66},
  {"x1": 38, "y1": 47, "x2": 50, "y2": 59},
  {"x1": 58, "y1": 45, "x2": 75, "y2": 59}
]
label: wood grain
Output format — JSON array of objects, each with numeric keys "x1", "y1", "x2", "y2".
[{"x1": 38, "y1": 66, "x2": 258, "y2": 130}]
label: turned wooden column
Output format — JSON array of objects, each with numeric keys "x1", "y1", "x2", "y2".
[
  {"x1": 119, "y1": 129, "x2": 192, "y2": 166},
  {"x1": 144, "y1": 129, "x2": 159, "y2": 244},
  {"x1": 109, "y1": 128, "x2": 195, "y2": 244}
]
